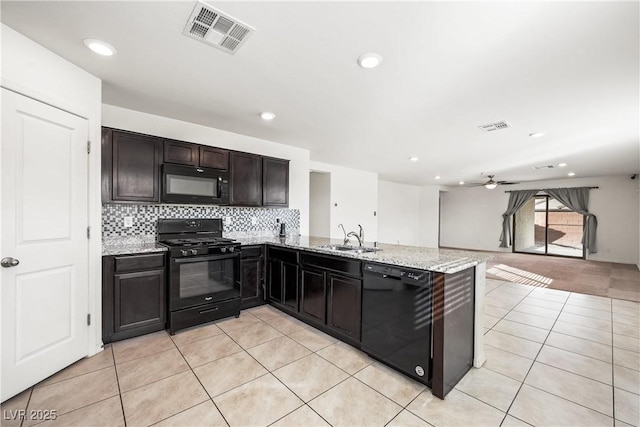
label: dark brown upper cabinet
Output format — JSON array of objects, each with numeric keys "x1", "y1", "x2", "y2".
[
  {"x1": 102, "y1": 128, "x2": 162, "y2": 203},
  {"x1": 200, "y1": 146, "x2": 229, "y2": 170},
  {"x1": 230, "y1": 152, "x2": 262, "y2": 206},
  {"x1": 163, "y1": 139, "x2": 199, "y2": 166},
  {"x1": 164, "y1": 140, "x2": 229, "y2": 170},
  {"x1": 263, "y1": 157, "x2": 290, "y2": 207}
]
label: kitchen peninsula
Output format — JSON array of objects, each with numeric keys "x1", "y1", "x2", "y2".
[{"x1": 102, "y1": 233, "x2": 490, "y2": 399}]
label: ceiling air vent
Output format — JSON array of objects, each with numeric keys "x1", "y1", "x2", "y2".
[
  {"x1": 183, "y1": 1, "x2": 255, "y2": 54},
  {"x1": 478, "y1": 120, "x2": 512, "y2": 132},
  {"x1": 532, "y1": 165, "x2": 555, "y2": 170}
]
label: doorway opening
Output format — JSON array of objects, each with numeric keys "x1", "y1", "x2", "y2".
[
  {"x1": 513, "y1": 195, "x2": 585, "y2": 259},
  {"x1": 309, "y1": 171, "x2": 331, "y2": 238}
]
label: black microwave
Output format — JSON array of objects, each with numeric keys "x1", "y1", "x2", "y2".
[{"x1": 161, "y1": 164, "x2": 229, "y2": 205}]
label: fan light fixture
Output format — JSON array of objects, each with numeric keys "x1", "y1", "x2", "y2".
[
  {"x1": 83, "y1": 39, "x2": 116, "y2": 56},
  {"x1": 484, "y1": 176, "x2": 498, "y2": 189}
]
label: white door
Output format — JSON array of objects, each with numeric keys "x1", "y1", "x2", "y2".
[{"x1": 1, "y1": 88, "x2": 90, "y2": 402}]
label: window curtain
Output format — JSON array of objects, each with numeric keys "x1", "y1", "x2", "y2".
[
  {"x1": 545, "y1": 187, "x2": 597, "y2": 254},
  {"x1": 499, "y1": 190, "x2": 538, "y2": 248}
]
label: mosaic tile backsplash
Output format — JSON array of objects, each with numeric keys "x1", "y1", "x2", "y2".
[{"x1": 102, "y1": 204, "x2": 300, "y2": 238}]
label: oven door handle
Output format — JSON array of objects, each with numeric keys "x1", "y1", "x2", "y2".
[{"x1": 173, "y1": 254, "x2": 238, "y2": 264}]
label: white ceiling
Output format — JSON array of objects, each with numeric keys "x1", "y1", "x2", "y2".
[{"x1": 2, "y1": 1, "x2": 639, "y2": 186}]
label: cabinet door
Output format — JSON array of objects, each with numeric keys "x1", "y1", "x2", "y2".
[
  {"x1": 111, "y1": 130, "x2": 162, "y2": 202},
  {"x1": 263, "y1": 157, "x2": 289, "y2": 207},
  {"x1": 267, "y1": 259, "x2": 283, "y2": 303},
  {"x1": 200, "y1": 146, "x2": 229, "y2": 170},
  {"x1": 300, "y1": 267, "x2": 326, "y2": 324},
  {"x1": 164, "y1": 139, "x2": 199, "y2": 166},
  {"x1": 113, "y1": 269, "x2": 165, "y2": 333},
  {"x1": 327, "y1": 274, "x2": 362, "y2": 341},
  {"x1": 230, "y1": 152, "x2": 262, "y2": 206},
  {"x1": 240, "y1": 257, "x2": 264, "y2": 309},
  {"x1": 283, "y1": 262, "x2": 299, "y2": 311}
]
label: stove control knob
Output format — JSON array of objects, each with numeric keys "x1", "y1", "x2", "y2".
[
  {"x1": 228, "y1": 246, "x2": 235, "y2": 252},
  {"x1": 220, "y1": 247, "x2": 227, "y2": 253},
  {"x1": 190, "y1": 249, "x2": 198, "y2": 256},
  {"x1": 180, "y1": 250, "x2": 189, "y2": 256}
]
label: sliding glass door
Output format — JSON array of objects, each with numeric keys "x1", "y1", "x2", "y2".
[{"x1": 513, "y1": 195, "x2": 584, "y2": 258}]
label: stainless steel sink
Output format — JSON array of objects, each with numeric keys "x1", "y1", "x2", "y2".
[{"x1": 319, "y1": 244, "x2": 381, "y2": 254}]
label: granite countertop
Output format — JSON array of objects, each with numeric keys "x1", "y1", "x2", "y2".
[
  {"x1": 102, "y1": 236, "x2": 168, "y2": 256},
  {"x1": 234, "y1": 235, "x2": 492, "y2": 274},
  {"x1": 102, "y1": 234, "x2": 491, "y2": 273}
]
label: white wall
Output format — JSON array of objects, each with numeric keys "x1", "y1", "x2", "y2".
[
  {"x1": 309, "y1": 161, "x2": 378, "y2": 242},
  {"x1": 418, "y1": 186, "x2": 441, "y2": 248},
  {"x1": 102, "y1": 105, "x2": 311, "y2": 235},
  {"x1": 440, "y1": 176, "x2": 640, "y2": 264},
  {"x1": 1, "y1": 24, "x2": 103, "y2": 354},
  {"x1": 377, "y1": 181, "x2": 441, "y2": 248},
  {"x1": 309, "y1": 172, "x2": 331, "y2": 237},
  {"x1": 378, "y1": 181, "x2": 420, "y2": 245}
]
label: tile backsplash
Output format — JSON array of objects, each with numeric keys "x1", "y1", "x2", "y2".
[{"x1": 102, "y1": 204, "x2": 300, "y2": 238}]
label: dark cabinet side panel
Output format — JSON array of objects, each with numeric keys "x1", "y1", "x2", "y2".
[
  {"x1": 263, "y1": 157, "x2": 289, "y2": 207},
  {"x1": 164, "y1": 139, "x2": 199, "y2": 166},
  {"x1": 111, "y1": 130, "x2": 161, "y2": 202},
  {"x1": 240, "y1": 256, "x2": 264, "y2": 309},
  {"x1": 230, "y1": 152, "x2": 262, "y2": 206},
  {"x1": 200, "y1": 146, "x2": 229, "y2": 170},
  {"x1": 300, "y1": 267, "x2": 326, "y2": 324},
  {"x1": 283, "y1": 262, "x2": 299, "y2": 311},
  {"x1": 327, "y1": 274, "x2": 362, "y2": 341},
  {"x1": 267, "y1": 259, "x2": 283, "y2": 303}
]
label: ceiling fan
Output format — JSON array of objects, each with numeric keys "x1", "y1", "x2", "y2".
[{"x1": 467, "y1": 174, "x2": 520, "y2": 190}]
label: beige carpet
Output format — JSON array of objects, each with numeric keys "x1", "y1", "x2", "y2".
[{"x1": 485, "y1": 252, "x2": 640, "y2": 302}]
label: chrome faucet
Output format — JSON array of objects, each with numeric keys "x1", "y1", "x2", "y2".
[
  {"x1": 338, "y1": 224, "x2": 348, "y2": 244},
  {"x1": 347, "y1": 231, "x2": 362, "y2": 246},
  {"x1": 358, "y1": 224, "x2": 364, "y2": 245}
]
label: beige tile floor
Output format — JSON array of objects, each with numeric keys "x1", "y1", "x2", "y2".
[{"x1": 2, "y1": 281, "x2": 639, "y2": 427}]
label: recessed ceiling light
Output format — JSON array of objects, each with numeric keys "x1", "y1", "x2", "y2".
[
  {"x1": 529, "y1": 132, "x2": 545, "y2": 138},
  {"x1": 259, "y1": 112, "x2": 276, "y2": 121},
  {"x1": 409, "y1": 157, "x2": 419, "y2": 162},
  {"x1": 357, "y1": 53, "x2": 383, "y2": 69},
  {"x1": 568, "y1": 172, "x2": 576, "y2": 176},
  {"x1": 459, "y1": 181, "x2": 465, "y2": 185},
  {"x1": 435, "y1": 176, "x2": 441, "y2": 180},
  {"x1": 558, "y1": 163, "x2": 567, "y2": 167},
  {"x1": 83, "y1": 39, "x2": 116, "y2": 56}
]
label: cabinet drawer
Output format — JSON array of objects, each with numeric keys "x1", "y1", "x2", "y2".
[
  {"x1": 115, "y1": 253, "x2": 165, "y2": 272},
  {"x1": 300, "y1": 252, "x2": 361, "y2": 277},
  {"x1": 241, "y1": 245, "x2": 263, "y2": 259},
  {"x1": 170, "y1": 299, "x2": 240, "y2": 334},
  {"x1": 268, "y1": 247, "x2": 298, "y2": 264}
]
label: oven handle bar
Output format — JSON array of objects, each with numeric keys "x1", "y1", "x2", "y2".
[{"x1": 173, "y1": 254, "x2": 239, "y2": 264}]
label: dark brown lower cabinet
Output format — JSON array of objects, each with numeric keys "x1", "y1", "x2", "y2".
[
  {"x1": 300, "y1": 267, "x2": 327, "y2": 324},
  {"x1": 327, "y1": 273, "x2": 361, "y2": 341},
  {"x1": 240, "y1": 246, "x2": 265, "y2": 310},
  {"x1": 297, "y1": 251, "x2": 362, "y2": 343},
  {"x1": 102, "y1": 253, "x2": 166, "y2": 343},
  {"x1": 267, "y1": 247, "x2": 299, "y2": 312}
]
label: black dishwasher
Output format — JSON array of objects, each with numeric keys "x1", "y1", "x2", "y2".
[{"x1": 361, "y1": 262, "x2": 434, "y2": 386}]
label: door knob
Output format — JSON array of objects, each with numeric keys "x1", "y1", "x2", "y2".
[{"x1": 1, "y1": 257, "x2": 20, "y2": 268}]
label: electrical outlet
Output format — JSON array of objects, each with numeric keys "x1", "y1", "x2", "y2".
[
  {"x1": 225, "y1": 217, "x2": 232, "y2": 226},
  {"x1": 124, "y1": 216, "x2": 134, "y2": 228},
  {"x1": 251, "y1": 216, "x2": 257, "y2": 226}
]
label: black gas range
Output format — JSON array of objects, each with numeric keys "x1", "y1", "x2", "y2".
[{"x1": 158, "y1": 219, "x2": 241, "y2": 334}]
